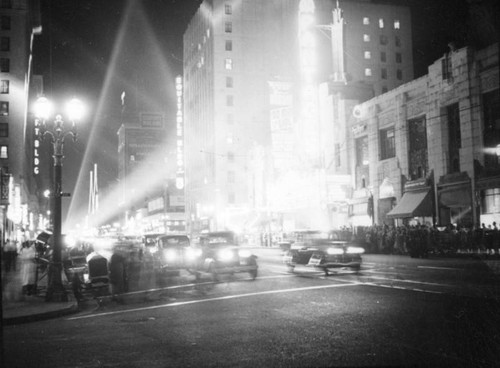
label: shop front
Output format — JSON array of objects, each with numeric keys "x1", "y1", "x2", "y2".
[
  {"x1": 386, "y1": 179, "x2": 434, "y2": 225},
  {"x1": 437, "y1": 172, "x2": 473, "y2": 227},
  {"x1": 476, "y1": 175, "x2": 500, "y2": 226}
]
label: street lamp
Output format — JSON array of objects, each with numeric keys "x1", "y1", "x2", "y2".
[{"x1": 34, "y1": 96, "x2": 85, "y2": 302}]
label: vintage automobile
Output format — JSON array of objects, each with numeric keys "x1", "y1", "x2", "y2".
[
  {"x1": 283, "y1": 239, "x2": 364, "y2": 275},
  {"x1": 154, "y1": 234, "x2": 192, "y2": 276},
  {"x1": 278, "y1": 229, "x2": 328, "y2": 252},
  {"x1": 193, "y1": 231, "x2": 258, "y2": 280}
]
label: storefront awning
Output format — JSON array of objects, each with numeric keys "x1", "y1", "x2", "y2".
[{"x1": 386, "y1": 189, "x2": 433, "y2": 219}]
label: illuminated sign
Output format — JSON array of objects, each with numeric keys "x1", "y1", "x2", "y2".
[
  {"x1": 33, "y1": 119, "x2": 41, "y2": 175},
  {"x1": 175, "y1": 75, "x2": 185, "y2": 190}
]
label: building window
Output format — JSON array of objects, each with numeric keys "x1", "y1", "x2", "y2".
[
  {"x1": 225, "y1": 21, "x2": 232, "y2": 33},
  {"x1": 0, "y1": 58, "x2": 8, "y2": 72},
  {"x1": 225, "y1": 40, "x2": 232, "y2": 51},
  {"x1": 396, "y1": 53, "x2": 402, "y2": 63},
  {"x1": 0, "y1": 80, "x2": 8, "y2": 93},
  {"x1": 0, "y1": 0, "x2": 12, "y2": 8},
  {"x1": 225, "y1": 58, "x2": 233, "y2": 70},
  {"x1": 0, "y1": 122, "x2": 7, "y2": 137},
  {"x1": 364, "y1": 68, "x2": 372, "y2": 77},
  {"x1": 0, "y1": 101, "x2": 8, "y2": 116},
  {"x1": 381, "y1": 68, "x2": 387, "y2": 79},
  {"x1": 227, "y1": 171, "x2": 235, "y2": 183},
  {"x1": 408, "y1": 117, "x2": 428, "y2": 180},
  {"x1": 379, "y1": 18, "x2": 385, "y2": 28},
  {"x1": 381, "y1": 51, "x2": 386, "y2": 62},
  {"x1": 483, "y1": 89, "x2": 500, "y2": 169},
  {"x1": 395, "y1": 36, "x2": 401, "y2": 47},
  {"x1": 226, "y1": 76, "x2": 233, "y2": 88},
  {"x1": 396, "y1": 69, "x2": 403, "y2": 80},
  {"x1": 363, "y1": 34, "x2": 370, "y2": 42},
  {"x1": 379, "y1": 127, "x2": 395, "y2": 160},
  {"x1": 0, "y1": 37, "x2": 9, "y2": 51},
  {"x1": 355, "y1": 136, "x2": 369, "y2": 166},
  {"x1": 442, "y1": 54, "x2": 452, "y2": 80},
  {"x1": 1, "y1": 15, "x2": 10, "y2": 30},
  {"x1": 447, "y1": 103, "x2": 461, "y2": 173},
  {"x1": 225, "y1": 4, "x2": 232, "y2": 14},
  {"x1": 380, "y1": 35, "x2": 388, "y2": 45},
  {"x1": 394, "y1": 20, "x2": 400, "y2": 29},
  {"x1": 227, "y1": 113, "x2": 234, "y2": 125},
  {"x1": 0, "y1": 145, "x2": 7, "y2": 159},
  {"x1": 364, "y1": 51, "x2": 371, "y2": 59},
  {"x1": 226, "y1": 95, "x2": 233, "y2": 106},
  {"x1": 363, "y1": 17, "x2": 370, "y2": 25}
]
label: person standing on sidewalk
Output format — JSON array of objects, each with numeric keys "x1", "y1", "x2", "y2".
[
  {"x1": 19, "y1": 241, "x2": 37, "y2": 295},
  {"x1": 3, "y1": 238, "x2": 18, "y2": 272}
]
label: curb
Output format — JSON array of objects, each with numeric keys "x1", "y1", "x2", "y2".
[{"x1": 2, "y1": 301, "x2": 79, "y2": 326}]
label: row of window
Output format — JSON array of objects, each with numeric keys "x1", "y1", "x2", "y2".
[
  {"x1": 364, "y1": 34, "x2": 402, "y2": 47},
  {"x1": 364, "y1": 51, "x2": 402, "y2": 63},
  {"x1": 363, "y1": 17, "x2": 400, "y2": 30},
  {"x1": 365, "y1": 67, "x2": 403, "y2": 80}
]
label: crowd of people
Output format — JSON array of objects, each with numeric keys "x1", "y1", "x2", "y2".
[{"x1": 348, "y1": 223, "x2": 500, "y2": 257}]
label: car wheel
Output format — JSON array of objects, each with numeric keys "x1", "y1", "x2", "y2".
[
  {"x1": 323, "y1": 268, "x2": 329, "y2": 276},
  {"x1": 286, "y1": 264, "x2": 295, "y2": 273}
]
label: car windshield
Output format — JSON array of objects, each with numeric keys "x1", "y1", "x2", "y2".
[{"x1": 159, "y1": 236, "x2": 190, "y2": 248}]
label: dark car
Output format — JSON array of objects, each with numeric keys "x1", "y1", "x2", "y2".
[
  {"x1": 155, "y1": 234, "x2": 192, "y2": 276},
  {"x1": 283, "y1": 239, "x2": 363, "y2": 275},
  {"x1": 194, "y1": 231, "x2": 258, "y2": 280}
]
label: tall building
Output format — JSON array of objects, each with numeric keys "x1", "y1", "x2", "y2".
[
  {"x1": 0, "y1": 0, "x2": 42, "y2": 244},
  {"x1": 183, "y1": 0, "x2": 413, "y2": 234}
]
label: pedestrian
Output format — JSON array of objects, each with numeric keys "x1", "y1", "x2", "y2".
[
  {"x1": 3, "y1": 238, "x2": 18, "y2": 272},
  {"x1": 109, "y1": 251, "x2": 127, "y2": 302},
  {"x1": 19, "y1": 241, "x2": 37, "y2": 295}
]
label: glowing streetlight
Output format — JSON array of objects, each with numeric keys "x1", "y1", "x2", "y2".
[{"x1": 34, "y1": 96, "x2": 85, "y2": 302}]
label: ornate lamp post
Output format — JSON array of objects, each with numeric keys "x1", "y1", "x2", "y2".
[{"x1": 34, "y1": 96, "x2": 84, "y2": 302}]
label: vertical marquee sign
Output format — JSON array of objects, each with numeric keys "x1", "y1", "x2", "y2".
[
  {"x1": 33, "y1": 118, "x2": 41, "y2": 175},
  {"x1": 175, "y1": 75, "x2": 185, "y2": 191}
]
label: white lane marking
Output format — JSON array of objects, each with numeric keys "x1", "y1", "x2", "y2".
[
  {"x1": 358, "y1": 275, "x2": 455, "y2": 288},
  {"x1": 363, "y1": 269, "x2": 404, "y2": 275},
  {"x1": 67, "y1": 283, "x2": 360, "y2": 320},
  {"x1": 361, "y1": 282, "x2": 444, "y2": 294},
  {"x1": 417, "y1": 266, "x2": 460, "y2": 271}
]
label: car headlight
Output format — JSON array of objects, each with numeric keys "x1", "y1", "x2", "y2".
[
  {"x1": 185, "y1": 247, "x2": 202, "y2": 261},
  {"x1": 327, "y1": 247, "x2": 344, "y2": 255},
  {"x1": 346, "y1": 246, "x2": 365, "y2": 254},
  {"x1": 218, "y1": 248, "x2": 234, "y2": 261},
  {"x1": 164, "y1": 249, "x2": 177, "y2": 261},
  {"x1": 238, "y1": 249, "x2": 251, "y2": 258}
]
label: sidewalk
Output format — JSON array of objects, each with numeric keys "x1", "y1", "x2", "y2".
[{"x1": 2, "y1": 261, "x2": 79, "y2": 326}]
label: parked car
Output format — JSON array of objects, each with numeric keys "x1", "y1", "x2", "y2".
[
  {"x1": 193, "y1": 231, "x2": 258, "y2": 280},
  {"x1": 283, "y1": 239, "x2": 363, "y2": 275}
]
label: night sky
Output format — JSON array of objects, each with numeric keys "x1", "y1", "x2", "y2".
[{"x1": 31, "y1": 0, "x2": 498, "y2": 230}]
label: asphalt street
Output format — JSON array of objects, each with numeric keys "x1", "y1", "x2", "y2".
[{"x1": 3, "y1": 250, "x2": 500, "y2": 368}]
